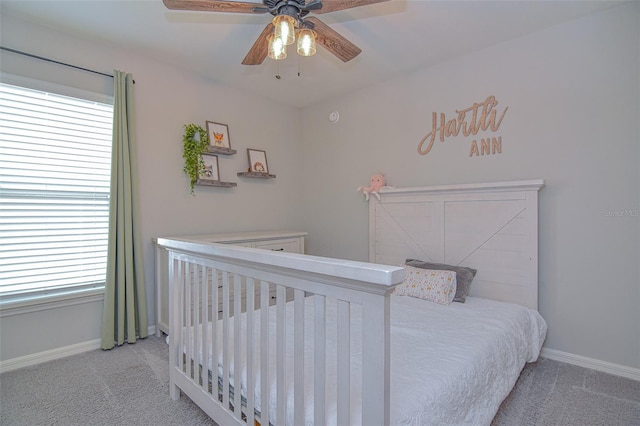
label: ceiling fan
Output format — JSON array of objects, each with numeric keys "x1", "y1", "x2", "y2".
[{"x1": 162, "y1": 0, "x2": 390, "y2": 65}]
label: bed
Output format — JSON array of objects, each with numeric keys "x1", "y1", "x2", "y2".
[{"x1": 156, "y1": 179, "x2": 546, "y2": 426}]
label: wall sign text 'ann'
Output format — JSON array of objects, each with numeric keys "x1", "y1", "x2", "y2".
[{"x1": 417, "y1": 95, "x2": 508, "y2": 157}]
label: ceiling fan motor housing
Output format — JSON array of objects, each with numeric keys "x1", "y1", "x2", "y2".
[{"x1": 265, "y1": 0, "x2": 320, "y2": 19}]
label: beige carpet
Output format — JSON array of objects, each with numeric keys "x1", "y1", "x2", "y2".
[
  {"x1": 1, "y1": 335, "x2": 638, "y2": 425},
  {"x1": 493, "y1": 356, "x2": 640, "y2": 426},
  {"x1": 0, "y1": 336, "x2": 215, "y2": 426}
]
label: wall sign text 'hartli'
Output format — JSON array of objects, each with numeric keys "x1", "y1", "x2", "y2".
[{"x1": 417, "y1": 95, "x2": 508, "y2": 157}]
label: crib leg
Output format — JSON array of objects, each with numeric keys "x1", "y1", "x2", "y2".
[
  {"x1": 169, "y1": 381, "x2": 181, "y2": 400},
  {"x1": 169, "y1": 364, "x2": 181, "y2": 400}
]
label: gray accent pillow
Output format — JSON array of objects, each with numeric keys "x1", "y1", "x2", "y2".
[{"x1": 405, "y1": 259, "x2": 477, "y2": 303}]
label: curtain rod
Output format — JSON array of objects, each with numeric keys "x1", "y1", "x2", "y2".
[{"x1": 0, "y1": 46, "x2": 134, "y2": 83}]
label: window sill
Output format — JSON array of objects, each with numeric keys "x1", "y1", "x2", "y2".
[{"x1": 0, "y1": 287, "x2": 105, "y2": 318}]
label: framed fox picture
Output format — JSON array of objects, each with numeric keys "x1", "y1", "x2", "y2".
[{"x1": 206, "y1": 121, "x2": 231, "y2": 149}]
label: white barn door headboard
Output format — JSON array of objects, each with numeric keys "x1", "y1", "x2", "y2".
[{"x1": 369, "y1": 180, "x2": 544, "y2": 310}]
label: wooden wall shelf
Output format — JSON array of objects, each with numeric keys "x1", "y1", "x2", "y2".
[
  {"x1": 196, "y1": 179, "x2": 237, "y2": 188},
  {"x1": 237, "y1": 172, "x2": 276, "y2": 179},
  {"x1": 205, "y1": 147, "x2": 237, "y2": 156}
]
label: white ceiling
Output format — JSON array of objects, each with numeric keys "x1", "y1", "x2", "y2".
[{"x1": 1, "y1": 0, "x2": 624, "y2": 108}]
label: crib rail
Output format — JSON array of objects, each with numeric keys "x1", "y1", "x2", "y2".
[{"x1": 156, "y1": 238, "x2": 404, "y2": 426}]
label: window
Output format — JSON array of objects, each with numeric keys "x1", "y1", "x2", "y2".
[{"x1": 0, "y1": 81, "x2": 113, "y2": 304}]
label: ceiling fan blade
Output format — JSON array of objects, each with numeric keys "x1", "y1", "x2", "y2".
[
  {"x1": 163, "y1": 0, "x2": 268, "y2": 13},
  {"x1": 313, "y1": 0, "x2": 390, "y2": 14},
  {"x1": 242, "y1": 23, "x2": 274, "y2": 65},
  {"x1": 307, "y1": 17, "x2": 361, "y2": 62}
]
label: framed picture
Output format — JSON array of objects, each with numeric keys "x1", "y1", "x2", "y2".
[
  {"x1": 206, "y1": 121, "x2": 231, "y2": 149},
  {"x1": 200, "y1": 155, "x2": 220, "y2": 181},
  {"x1": 247, "y1": 149, "x2": 269, "y2": 174}
]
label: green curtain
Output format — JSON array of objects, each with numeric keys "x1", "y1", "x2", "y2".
[{"x1": 101, "y1": 70, "x2": 148, "y2": 350}]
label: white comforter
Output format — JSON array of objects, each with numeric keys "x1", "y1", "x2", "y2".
[
  {"x1": 184, "y1": 294, "x2": 547, "y2": 426},
  {"x1": 389, "y1": 295, "x2": 546, "y2": 425}
]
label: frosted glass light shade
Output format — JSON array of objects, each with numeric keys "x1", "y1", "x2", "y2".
[
  {"x1": 297, "y1": 29, "x2": 316, "y2": 57},
  {"x1": 268, "y1": 34, "x2": 287, "y2": 60},
  {"x1": 273, "y1": 15, "x2": 295, "y2": 46}
]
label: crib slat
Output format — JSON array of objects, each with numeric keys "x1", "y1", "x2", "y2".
[
  {"x1": 222, "y1": 271, "x2": 230, "y2": 409},
  {"x1": 246, "y1": 278, "x2": 256, "y2": 426},
  {"x1": 362, "y1": 296, "x2": 391, "y2": 425},
  {"x1": 185, "y1": 263, "x2": 192, "y2": 381},
  {"x1": 211, "y1": 268, "x2": 219, "y2": 400},
  {"x1": 176, "y1": 260, "x2": 184, "y2": 372},
  {"x1": 201, "y1": 265, "x2": 208, "y2": 389},
  {"x1": 337, "y1": 299, "x2": 350, "y2": 425},
  {"x1": 233, "y1": 275, "x2": 242, "y2": 419},
  {"x1": 276, "y1": 285, "x2": 286, "y2": 426},
  {"x1": 194, "y1": 264, "x2": 200, "y2": 384},
  {"x1": 293, "y1": 289, "x2": 305, "y2": 425},
  {"x1": 314, "y1": 295, "x2": 326, "y2": 425},
  {"x1": 260, "y1": 281, "x2": 270, "y2": 426},
  {"x1": 169, "y1": 256, "x2": 182, "y2": 400}
]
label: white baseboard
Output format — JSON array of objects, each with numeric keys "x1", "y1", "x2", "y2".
[
  {"x1": 541, "y1": 348, "x2": 640, "y2": 381},
  {"x1": 0, "y1": 325, "x2": 157, "y2": 374},
  {"x1": 3, "y1": 331, "x2": 637, "y2": 381},
  {"x1": 0, "y1": 338, "x2": 102, "y2": 374}
]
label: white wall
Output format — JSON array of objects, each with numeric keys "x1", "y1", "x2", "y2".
[
  {"x1": 1, "y1": 3, "x2": 638, "y2": 374},
  {"x1": 298, "y1": 3, "x2": 640, "y2": 370},
  {"x1": 0, "y1": 12, "x2": 304, "y2": 362}
]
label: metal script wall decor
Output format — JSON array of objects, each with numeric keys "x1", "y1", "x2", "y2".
[{"x1": 417, "y1": 95, "x2": 508, "y2": 158}]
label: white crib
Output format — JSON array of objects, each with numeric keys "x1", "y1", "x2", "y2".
[{"x1": 156, "y1": 238, "x2": 404, "y2": 425}]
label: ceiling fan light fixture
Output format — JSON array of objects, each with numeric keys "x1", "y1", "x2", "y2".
[
  {"x1": 164, "y1": 0, "x2": 389, "y2": 66},
  {"x1": 273, "y1": 15, "x2": 296, "y2": 46},
  {"x1": 268, "y1": 33, "x2": 287, "y2": 60},
  {"x1": 297, "y1": 28, "x2": 317, "y2": 57}
]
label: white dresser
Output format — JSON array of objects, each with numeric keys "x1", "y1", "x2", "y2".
[{"x1": 153, "y1": 230, "x2": 306, "y2": 336}]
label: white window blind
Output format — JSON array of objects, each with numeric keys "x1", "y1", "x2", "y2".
[{"x1": 0, "y1": 82, "x2": 113, "y2": 301}]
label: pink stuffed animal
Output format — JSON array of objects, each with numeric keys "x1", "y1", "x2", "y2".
[{"x1": 357, "y1": 173, "x2": 386, "y2": 201}]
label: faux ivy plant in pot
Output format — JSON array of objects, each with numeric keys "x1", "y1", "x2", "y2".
[{"x1": 182, "y1": 123, "x2": 210, "y2": 195}]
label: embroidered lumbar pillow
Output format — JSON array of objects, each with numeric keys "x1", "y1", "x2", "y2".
[
  {"x1": 395, "y1": 265, "x2": 457, "y2": 305},
  {"x1": 405, "y1": 259, "x2": 477, "y2": 303}
]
